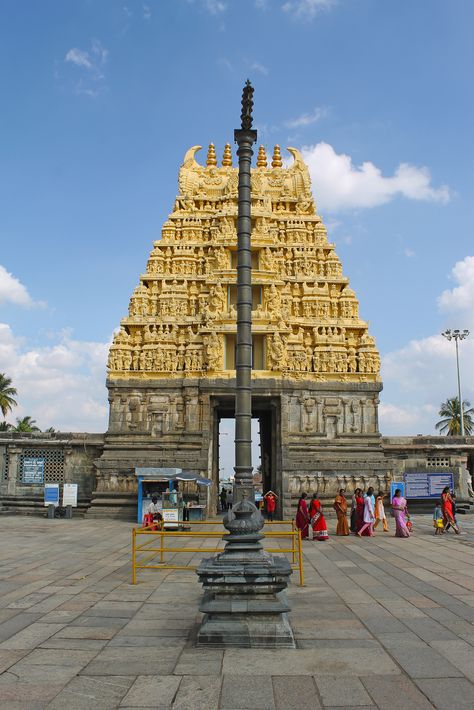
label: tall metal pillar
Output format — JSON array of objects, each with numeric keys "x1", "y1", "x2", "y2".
[
  {"x1": 196, "y1": 81, "x2": 294, "y2": 648},
  {"x1": 234, "y1": 80, "x2": 257, "y2": 502}
]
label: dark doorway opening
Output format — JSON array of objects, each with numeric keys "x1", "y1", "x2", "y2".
[{"x1": 211, "y1": 396, "x2": 281, "y2": 517}]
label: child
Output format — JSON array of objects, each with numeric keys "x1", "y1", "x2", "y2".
[
  {"x1": 373, "y1": 491, "x2": 389, "y2": 532},
  {"x1": 433, "y1": 501, "x2": 444, "y2": 535}
]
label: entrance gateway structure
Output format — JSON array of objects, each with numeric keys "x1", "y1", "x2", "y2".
[{"x1": 97, "y1": 127, "x2": 386, "y2": 519}]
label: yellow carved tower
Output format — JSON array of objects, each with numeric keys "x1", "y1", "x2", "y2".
[{"x1": 107, "y1": 145, "x2": 380, "y2": 383}]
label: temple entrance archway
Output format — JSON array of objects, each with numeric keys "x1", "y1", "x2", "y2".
[{"x1": 211, "y1": 396, "x2": 281, "y2": 516}]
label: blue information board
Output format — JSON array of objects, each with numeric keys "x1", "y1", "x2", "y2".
[
  {"x1": 390, "y1": 482, "x2": 405, "y2": 501},
  {"x1": 403, "y1": 472, "x2": 454, "y2": 499},
  {"x1": 44, "y1": 484, "x2": 59, "y2": 506},
  {"x1": 22, "y1": 457, "x2": 45, "y2": 484}
]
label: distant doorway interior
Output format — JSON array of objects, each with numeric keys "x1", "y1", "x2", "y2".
[{"x1": 211, "y1": 396, "x2": 281, "y2": 516}]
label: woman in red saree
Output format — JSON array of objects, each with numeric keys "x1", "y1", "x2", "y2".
[
  {"x1": 309, "y1": 493, "x2": 329, "y2": 541},
  {"x1": 334, "y1": 489, "x2": 349, "y2": 536},
  {"x1": 354, "y1": 489, "x2": 365, "y2": 534},
  {"x1": 441, "y1": 487, "x2": 460, "y2": 534},
  {"x1": 295, "y1": 492, "x2": 310, "y2": 539}
]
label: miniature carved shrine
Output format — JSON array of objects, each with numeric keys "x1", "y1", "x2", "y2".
[{"x1": 95, "y1": 143, "x2": 387, "y2": 518}]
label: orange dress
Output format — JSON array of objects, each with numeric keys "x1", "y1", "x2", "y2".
[{"x1": 334, "y1": 494, "x2": 349, "y2": 536}]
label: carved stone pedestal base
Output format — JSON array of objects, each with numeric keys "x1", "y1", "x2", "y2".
[{"x1": 196, "y1": 500, "x2": 295, "y2": 649}]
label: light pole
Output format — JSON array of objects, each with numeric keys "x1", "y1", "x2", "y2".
[{"x1": 441, "y1": 329, "x2": 470, "y2": 436}]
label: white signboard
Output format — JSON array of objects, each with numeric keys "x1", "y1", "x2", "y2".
[
  {"x1": 63, "y1": 483, "x2": 78, "y2": 507},
  {"x1": 162, "y1": 508, "x2": 179, "y2": 528}
]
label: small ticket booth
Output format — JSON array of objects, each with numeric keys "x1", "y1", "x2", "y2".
[{"x1": 135, "y1": 467, "x2": 211, "y2": 526}]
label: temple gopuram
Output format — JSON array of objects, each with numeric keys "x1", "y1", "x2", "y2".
[
  {"x1": 1, "y1": 143, "x2": 473, "y2": 518},
  {"x1": 97, "y1": 142, "x2": 385, "y2": 517}
]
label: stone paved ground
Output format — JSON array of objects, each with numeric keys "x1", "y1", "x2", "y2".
[{"x1": 1, "y1": 514, "x2": 474, "y2": 709}]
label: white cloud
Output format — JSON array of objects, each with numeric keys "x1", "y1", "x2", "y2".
[
  {"x1": 0, "y1": 265, "x2": 45, "y2": 309},
  {"x1": 301, "y1": 142, "x2": 450, "y2": 212},
  {"x1": 0, "y1": 323, "x2": 110, "y2": 432},
  {"x1": 404, "y1": 248, "x2": 416, "y2": 258},
  {"x1": 251, "y1": 62, "x2": 269, "y2": 76},
  {"x1": 187, "y1": 0, "x2": 226, "y2": 13},
  {"x1": 65, "y1": 48, "x2": 93, "y2": 70},
  {"x1": 284, "y1": 106, "x2": 327, "y2": 129},
  {"x1": 143, "y1": 4, "x2": 152, "y2": 19},
  {"x1": 282, "y1": 0, "x2": 337, "y2": 20},
  {"x1": 438, "y1": 255, "x2": 474, "y2": 320},
  {"x1": 64, "y1": 40, "x2": 108, "y2": 95},
  {"x1": 205, "y1": 0, "x2": 226, "y2": 12},
  {"x1": 380, "y1": 256, "x2": 474, "y2": 435}
]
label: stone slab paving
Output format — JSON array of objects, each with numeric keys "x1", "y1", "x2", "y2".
[{"x1": 0, "y1": 515, "x2": 474, "y2": 708}]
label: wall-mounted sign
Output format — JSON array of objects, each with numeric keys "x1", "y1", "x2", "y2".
[
  {"x1": 22, "y1": 457, "x2": 45, "y2": 484},
  {"x1": 390, "y1": 482, "x2": 405, "y2": 501},
  {"x1": 44, "y1": 483, "x2": 60, "y2": 507},
  {"x1": 404, "y1": 472, "x2": 454, "y2": 499},
  {"x1": 63, "y1": 483, "x2": 78, "y2": 507}
]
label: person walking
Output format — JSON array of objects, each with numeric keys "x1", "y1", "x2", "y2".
[
  {"x1": 309, "y1": 493, "x2": 329, "y2": 541},
  {"x1": 373, "y1": 491, "x2": 389, "y2": 532},
  {"x1": 392, "y1": 488, "x2": 411, "y2": 538},
  {"x1": 357, "y1": 486, "x2": 375, "y2": 537},
  {"x1": 226, "y1": 488, "x2": 233, "y2": 511},
  {"x1": 441, "y1": 487, "x2": 460, "y2": 534},
  {"x1": 219, "y1": 488, "x2": 227, "y2": 512},
  {"x1": 433, "y1": 501, "x2": 444, "y2": 535},
  {"x1": 350, "y1": 489, "x2": 360, "y2": 533},
  {"x1": 354, "y1": 489, "x2": 365, "y2": 534},
  {"x1": 295, "y1": 492, "x2": 310, "y2": 539},
  {"x1": 334, "y1": 489, "x2": 349, "y2": 536}
]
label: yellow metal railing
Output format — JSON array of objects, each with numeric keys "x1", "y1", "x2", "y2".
[{"x1": 131, "y1": 520, "x2": 304, "y2": 587}]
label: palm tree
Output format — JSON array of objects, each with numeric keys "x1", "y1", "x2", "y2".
[
  {"x1": 14, "y1": 416, "x2": 41, "y2": 433},
  {"x1": 0, "y1": 374, "x2": 18, "y2": 417},
  {"x1": 0, "y1": 421, "x2": 12, "y2": 431},
  {"x1": 435, "y1": 397, "x2": 474, "y2": 436}
]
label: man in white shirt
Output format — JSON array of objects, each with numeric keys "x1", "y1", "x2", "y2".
[{"x1": 146, "y1": 496, "x2": 162, "y2": 521}]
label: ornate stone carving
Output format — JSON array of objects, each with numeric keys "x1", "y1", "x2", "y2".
[{"x1": 107, "y1": 144, "x2": 380, "y2": 384}]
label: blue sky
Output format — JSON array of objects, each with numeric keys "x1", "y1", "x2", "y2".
[{"x1": 1, "y1": 0, "x2": 473, "y2": 446}]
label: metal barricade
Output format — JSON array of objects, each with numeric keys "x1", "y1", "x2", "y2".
[{"x1": 131, "y1": 520, "x2": 304, "y2": 587}]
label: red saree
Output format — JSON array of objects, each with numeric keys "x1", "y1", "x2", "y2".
[
  {"x1": 309, "y1": 499, "x2": 329, "y2": 541},
  {"x1": 295, "y1": 498, "x2": 310, "y2": 539}
]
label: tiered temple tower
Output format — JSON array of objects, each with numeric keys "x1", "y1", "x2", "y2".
[{"x1": 92, "y1": 143, "x2": 387, "y2": 519}]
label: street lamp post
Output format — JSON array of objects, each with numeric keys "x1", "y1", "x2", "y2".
[{"x1": 441, "y1": 329, "x2": 470, "y2": 436}]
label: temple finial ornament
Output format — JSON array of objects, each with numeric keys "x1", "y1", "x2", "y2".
[
  {"x1": 222, "y1": 143, "x2": 232, "y2": 167},
  {"x1": 272, "y1": 144, "x2": 282, "y2": 168},
  {"x1": 256, "y1": 145, "x2": 267, "y2": 168},
  {"x1": 240, "y1": 79, "x2": 254, "y2": 130},
  {"x1": 206, "y1": 143, "x2": 217, "y2": 167}
]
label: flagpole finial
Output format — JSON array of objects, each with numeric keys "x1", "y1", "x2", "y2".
[{"x1": 240, "y1": 79, "x2": 254, "y2": 130}]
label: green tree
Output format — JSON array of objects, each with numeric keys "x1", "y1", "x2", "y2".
[
  {"x1": 0, "y1": 373, "x2": 18, "y2": 417},
  {"x1": 14, "y1": 416, "x2": 40, "y2": 433},
  {"x1": 435, "y1": 397, "x2": 474, "y2": 436},
  {"x1": 0, "y1": 421, "x2": 12, "y2": 431}
]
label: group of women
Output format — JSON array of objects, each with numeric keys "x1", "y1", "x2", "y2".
[{"x1": 295, "y1": 487, "x2": 413, "y2": 540}]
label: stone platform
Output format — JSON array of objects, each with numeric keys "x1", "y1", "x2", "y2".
[{"x1": 1, "y1": 516, "x2": 474, "y2": 708}]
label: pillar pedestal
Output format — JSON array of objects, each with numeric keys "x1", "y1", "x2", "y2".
[{"x1": 196, "y1": 500, "x2": 295, "y2": 648}]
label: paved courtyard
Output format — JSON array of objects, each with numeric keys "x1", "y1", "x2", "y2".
[{"x1": 1, "y1": 514, "x2": 474, "y2": 709}]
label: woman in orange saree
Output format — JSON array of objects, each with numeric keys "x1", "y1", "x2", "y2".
[
  {"x1": 334, "y1": 489, "x2": 349, "y2": 536},
  {"x1": 441, "y1": 487, "x2": 460, "y2": 534}
]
